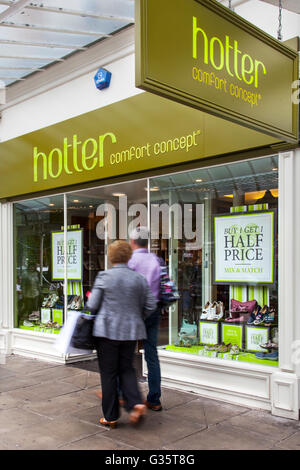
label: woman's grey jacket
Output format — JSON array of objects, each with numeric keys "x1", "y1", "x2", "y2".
[{"x1": 86, "y1": 265, "x2": 157, "y2": 341}]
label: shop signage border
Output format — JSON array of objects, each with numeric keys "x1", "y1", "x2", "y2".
[{"x1": 135, "y1": 0, "x2": 299, "y2": 143}]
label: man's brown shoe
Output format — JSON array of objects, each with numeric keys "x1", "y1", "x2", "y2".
[{"x1": 144, "y1": 400, "x2": 162, "y2": 411}]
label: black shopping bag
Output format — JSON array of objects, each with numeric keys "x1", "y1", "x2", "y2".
[{"x1": 71, "y1": 314, "x2": 96, "y2": 350}]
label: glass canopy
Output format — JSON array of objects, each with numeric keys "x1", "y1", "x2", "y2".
[{"x1": 0, "y1": 0, "x2": 134, "y2": 86}]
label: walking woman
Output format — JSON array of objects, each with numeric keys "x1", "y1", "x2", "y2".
[{"x1": 86, "y1": 240, "x2": 157, "y2": 428}]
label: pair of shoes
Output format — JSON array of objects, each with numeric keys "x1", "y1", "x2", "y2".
[
  {"x1": 247, "y1": 305, "x2": 262, "y2": 324},
  {"x1": 216, "y1": 342, "x2": 232, "y2": 353},
  {"x1": 264, "y1": 308, "x2": 276, "y2": 326},
  {"x1": 28, "y1": 311, "x2": 40, "y2": 321},
  {"x1": 129, "y1": 404, "x2": 147, "y2": 424},
  {"x1": 255, "y1": 351, "x2": 278, "y2": 361},
  {"x1": 99, "y1": 417, "x2": 118, "y2": 429},
  {"x1": 201, "y1": 301, "x2": 224, "y2": 320},
  {"x1": 96, "y1": 390, "x2": 126, "y2": 407},
  {"x1": 204, "y1": 344, "x2": 218, "y2": 351},
  {"x1": 144, "y1": 400, "x2": 162, "y2": 411},
  {"x1": 260, "y1": 341, "x2": 278, "y2": 350},
  {"x1": 229, "y1": 344, "x2": 240, "y2": 355},
  {"x1": 253, "y1": 305, "x2": 269, "y2": 325}
]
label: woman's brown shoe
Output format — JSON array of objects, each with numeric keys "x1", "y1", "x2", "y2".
[
  {"x1": 129, "y1": 404, "x2": 147, "y2": 424},
  {"x1": 99, "y1": 417, "x2": 118, "y2": 429}
]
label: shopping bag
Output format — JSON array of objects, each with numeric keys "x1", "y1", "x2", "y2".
[
  {"x1": 71, "y1": 314, "x2": 96, "y2": 350},
  {"x1": 54, "y1": 311, "x2": 94, "y2": 355}
]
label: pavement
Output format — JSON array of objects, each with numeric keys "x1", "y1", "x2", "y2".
[{"x1": 0, "y1": 354, "x2": 299, "y2": 450}]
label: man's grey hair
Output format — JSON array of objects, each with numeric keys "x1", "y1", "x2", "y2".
[{"x1": 130, "y1": 226, "x2": 149, "y2": 247}]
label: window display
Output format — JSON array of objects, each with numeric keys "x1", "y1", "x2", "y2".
[
  {"x1": 150, "y1": 156, "x2": 279, "y2": 366},
  {"x1": 14, "y1": 156, "x2": 279, "y2": 366}
]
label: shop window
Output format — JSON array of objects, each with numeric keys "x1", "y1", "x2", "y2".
[
  {"x1": 14, "y1": 196, "x2": 65, "y2": 333},
  {"x1": 150, "y1": 156, "x2": 279, "y2": 366}
]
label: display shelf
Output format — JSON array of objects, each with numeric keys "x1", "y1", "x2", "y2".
[{"x1": 165, "y1": 344, "x2": 278, "y2": 366}]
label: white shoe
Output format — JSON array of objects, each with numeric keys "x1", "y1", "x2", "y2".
[
  {"x1": 200, "y1": 301, "x2": 211, "y2": 320},
  {"x1": 215, "y1": 301, "x2": 225, "y2": 320},
  {"x1": 207, "y1": 302, "x2": 217, "y2": 320}
]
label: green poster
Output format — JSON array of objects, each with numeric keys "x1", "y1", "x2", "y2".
[{"x1": 222, "y1": 323, "x2": 243, "y2": 348}]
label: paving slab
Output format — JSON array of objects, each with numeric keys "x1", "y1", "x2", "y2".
[
  {"x1": 59, "y1": 433, "x2": 140, "y2": 450},
  {"x1": 0, "y1": 375, "x2": 44, "y2": 393},
  {"x1": 22, "y1": 392, "x2": 99, "y2": 418},
  {"x1": 105, "y1": 409, "x2": 207, "y2": 450},
  {"x1": 273, "y1": 431, "x2": 300, "y2": 450},
  {"x1": 160, "y1": 388, "x2": 199, "y2": 410},
  {"x1": 227, "y1": 410, "x2": 300, "y2": 441},
  {"x1": 0, "y1": 366, "x2": 16, "y2": 380},
  {"x1": 0, "y1": 392, "x2": 26, "y2": 410},
  {"x1": 1, "y1": 415, "x2": 106, "y2": 450},
  {"x1": 27, "y1": 365, "x2": 86, "y2": 383},
  {"x1": 162, "y1": 397, "x2": 248, "y2": 428},
  {"x1": 163, "y1": 422, "x2": 279, "y2": 450},
  {"x1": 0, "y1": 407, "x2": 50, "y2": 435},
  {"x1": 3, "y1": 356, "x2": 57, "y2": 375},
  {"x1": 6, "y1": 380, "x2": 82, "y2": 401},
  {"x1": 61, "y1": 370, "x2": 100, "y2": 389}
]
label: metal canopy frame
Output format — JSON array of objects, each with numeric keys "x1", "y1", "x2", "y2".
[{"x1": 0, "y1": 0, "x2": 134, "y2": 85}]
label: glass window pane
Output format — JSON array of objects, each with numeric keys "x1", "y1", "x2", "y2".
[
  {"x1": 150, "y1": 156, "x2": 279, "y2": 365},
  {"x1": 14, "y1": 195, "x2": 65, "y2": 332}
]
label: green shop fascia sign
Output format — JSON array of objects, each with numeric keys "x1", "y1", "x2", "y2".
[
  {"x1": 135, "y1": 0, "x2": 299, "y2": 143},
  {"x1": 0, "y1": 93, "x2": 278, "y2": 199}
]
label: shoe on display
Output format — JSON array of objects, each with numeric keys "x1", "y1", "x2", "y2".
[
  {"x1": 200, "y1": 301, "x2": 211, "y2": 320},
  {"x1": 42, "y1": 296, "x2": 50, "y2": 307},
  {"x1": 255, "y1": 351, "x2": 278, "y2": 361},
  {"x1": 28, "y1": 311, "x2": 40, "y2": 321},
  {"x1": 264, "y1": 307, "x2": 276, "y2": 326},
  {"x1": 247, "y1": 305, "x2": 261, "y2": 324},
  {"x1": 260, "y1": 341, "x2": 278, "y2": 350},
  {"x1": 230, "y1": 344, "x2": 240, "y2": 355},
  {"x1": 23, "y1": 320, "x2": 34, "y2": 327},
  {"x1": 204, "y1": 344, "x2": 218, "y2": 351},
  {"x1": 207, "y1": 301, "x2": 217, "y2": 320},
  {"x1": 215, "y1": 301, "x2": 225, "y2": 320},
  {"x1": 253, "y1": 305, "x2": 269, "y2": 325},
  {"x1": 216, "y1": 342, "x2": 232, "y2": 353}
]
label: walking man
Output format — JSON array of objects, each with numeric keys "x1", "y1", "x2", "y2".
[{"x1": 129, "y1": 227, "x2": 163, "y2": 411}]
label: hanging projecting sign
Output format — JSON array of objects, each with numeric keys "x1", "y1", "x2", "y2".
[
  {"x1": 52, "y1": 230, "x2": 83, "y2": 281},
  {"x1": 213, "y1": 211, "x2": 275, "y2": 286},
  {"x1": 135, "y1": 0, "x2": 299, "y2": 143}
]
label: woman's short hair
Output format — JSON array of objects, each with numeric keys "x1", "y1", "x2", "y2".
[{"x1": 108, "y1": 240, "x2": 133, "y2": 265}]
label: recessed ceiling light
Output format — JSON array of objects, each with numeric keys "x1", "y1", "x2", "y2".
[
  {"x1": 195, "y1": 178, "x2": 203, "y2": 182},
  {"x1": 49, "y1": 203, "x2": 55, "y2": 207},
  {"x1": 112, "y1": 193, "x2": 126, "y2": 197},
  {"x1": 73, "y1": 199, "x2": 80, "y2": 203},
  {"x1": 89, "y1": 205, "x2": 93, "y2": 208},
  {"x1": 272, "y1": 167, "x2": 278, "y2": 171}
]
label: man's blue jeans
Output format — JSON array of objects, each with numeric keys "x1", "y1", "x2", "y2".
[{"x1": 143, "y1": 308, "x2": 161, "y2": 406}]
